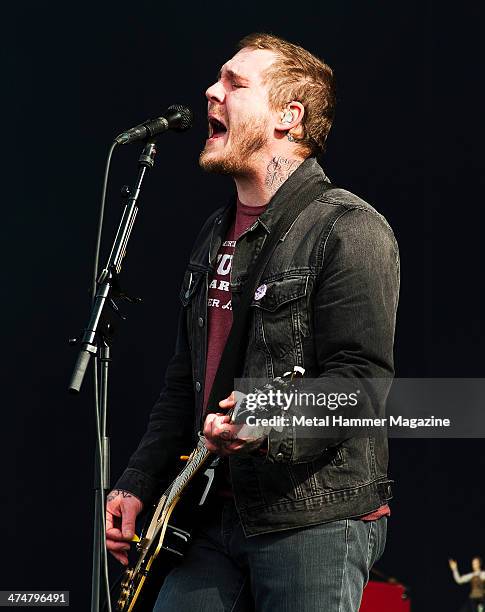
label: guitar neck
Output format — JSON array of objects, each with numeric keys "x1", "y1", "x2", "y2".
[{"x1": 165, "y1": 438, "x2": 212, "y2": 506}]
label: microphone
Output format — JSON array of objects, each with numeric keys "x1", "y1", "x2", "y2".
[{"x1": 114, "y1": 104, "x2": 193, "y2": 145}]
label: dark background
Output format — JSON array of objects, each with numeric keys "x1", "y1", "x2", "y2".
[{"x1": 3, "y1": 1, "x2": 485, "y2": 610}]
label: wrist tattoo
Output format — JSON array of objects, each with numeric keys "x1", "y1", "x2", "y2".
[
  {"x1": 265, "y1": 156, "x2": 301, "y2": 194},
  {"x1": 107, "y1": 489, "x2": 133, "y2": 503}
]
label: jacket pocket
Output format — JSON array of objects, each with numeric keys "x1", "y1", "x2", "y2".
[{"x1": 250, "y1": 275, "x2": 310, "y2": 359}]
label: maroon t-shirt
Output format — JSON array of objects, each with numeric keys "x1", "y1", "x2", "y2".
[{"x1": 203, "y1": 199, "x2": 268, "y2": 413}]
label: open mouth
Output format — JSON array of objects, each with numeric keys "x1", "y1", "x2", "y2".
[{"x1": 208, "y1": 116, "x2": 228, "y2": 140}]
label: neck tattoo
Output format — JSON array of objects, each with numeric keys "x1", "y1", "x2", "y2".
[{"x1": 265, "y1": 156, "x2": 301, "y2": 194}]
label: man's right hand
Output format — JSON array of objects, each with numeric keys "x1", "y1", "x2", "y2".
[{"x1": 106, "y1": 489, "x2": 144, "y2": 566}]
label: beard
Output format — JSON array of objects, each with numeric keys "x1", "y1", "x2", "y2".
[{"x1": 199, "y1": 117, "x2": 268, "y2": 176}]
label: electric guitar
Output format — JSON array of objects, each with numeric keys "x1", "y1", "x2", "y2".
[
  {"x1": 114, "y1": 367, "x2": 304, "y2": 611},
  {"x1": 115, "y1": 434, "x2": 218, "y2": 611}
]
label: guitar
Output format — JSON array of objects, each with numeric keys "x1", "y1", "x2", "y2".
[
  {"x1": 114, "y1": 367, "x2": 304, "y2": 611},
  {"x1": 115, "y1": 435, "x2": 218, "y2": 611}
]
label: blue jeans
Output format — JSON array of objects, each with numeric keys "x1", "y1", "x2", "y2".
[{"x1": 153, "y1": 497, "x2": 387, "y2": 612}]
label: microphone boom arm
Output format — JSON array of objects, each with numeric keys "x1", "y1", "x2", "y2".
[{"x1": 68, "y1": 140, "x2": 157, "y2": 393}]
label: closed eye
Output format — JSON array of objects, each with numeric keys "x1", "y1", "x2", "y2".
[{"x1": 231, "y1": 81, "x2": 245, "y2": 89}]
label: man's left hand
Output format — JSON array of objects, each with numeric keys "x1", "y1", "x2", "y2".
[{"x1": 203, "y1": 391, "x2": 266, "y2": 456}]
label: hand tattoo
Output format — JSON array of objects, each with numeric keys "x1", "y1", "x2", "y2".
[
  {"x1": 107, "y1": 489, "x2": 133, "y2": 503},
  {"x1": 218, "y1": 428, "x2": 238, "y2": 448},
  {"x1": 265, "y1": 156, "x2": 302, "y2": 194}
]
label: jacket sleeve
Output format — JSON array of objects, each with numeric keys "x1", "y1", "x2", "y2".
[
  {"x1": 113, "y1": 306, "x2": 195, "y2": 505},
  {"x1": 266, "y1": 207, "x2": 400, "y2": 464}
]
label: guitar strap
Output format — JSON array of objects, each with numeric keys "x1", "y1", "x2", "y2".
[{"x1": 205, "y1": 178, "x2": 336, "y2": 415}]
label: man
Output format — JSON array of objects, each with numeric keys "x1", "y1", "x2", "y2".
[{"x1": 106, "y1": 33, "x2": 400, "y2": 611}]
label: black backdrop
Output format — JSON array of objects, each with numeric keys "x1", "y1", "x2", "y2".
[{"x1": 3, "y1": 2, "x2": 485, "y2": 611}]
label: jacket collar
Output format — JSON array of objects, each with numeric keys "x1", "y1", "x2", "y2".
[{"x1": 208, "y1": 157, "x2": 330, "y2": 266}]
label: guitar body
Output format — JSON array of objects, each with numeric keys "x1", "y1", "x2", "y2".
[{"x1": 118, "y1": 500, "x2": 195, "y2": 611}]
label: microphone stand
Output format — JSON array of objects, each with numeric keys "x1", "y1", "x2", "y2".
[{"x1": 68, "y1": 140, "x2": 158, "y2": 612}]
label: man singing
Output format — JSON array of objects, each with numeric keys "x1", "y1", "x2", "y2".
[{"x1": 106, "y1": 33, "x2": 400, "y2": 611}]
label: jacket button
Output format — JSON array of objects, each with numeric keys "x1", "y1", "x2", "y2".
[
  {"x1": 275, "y1": 452, "x2": 284, "y2": 462},
  {"x1": 195, "y1": 381, "x2": 202, "y2": 392},
  {"x1": 198, "y1": 317, "x2": 204, "y2": 327}
]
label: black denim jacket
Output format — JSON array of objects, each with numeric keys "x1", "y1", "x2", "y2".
[{"x1": 115, "y1": 157, "x2": 400, "y2": 536}]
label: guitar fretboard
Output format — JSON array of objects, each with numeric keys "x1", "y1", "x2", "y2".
[{"x1": 165, "y1": 439, "x2": 211, "y2": 507}]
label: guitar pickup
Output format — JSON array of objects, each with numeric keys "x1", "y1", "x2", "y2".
[{"x1": 161, "y1": 525, "x2": 192, "y2": 558}]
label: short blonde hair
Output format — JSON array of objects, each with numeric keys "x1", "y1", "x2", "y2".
[{"x1": 238, "y1": 33, "x2": 336, "y2": 156}]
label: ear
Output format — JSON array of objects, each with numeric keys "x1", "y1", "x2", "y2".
[{"x1": 275, "y1": 101, "x2": 305, "y2": 136}]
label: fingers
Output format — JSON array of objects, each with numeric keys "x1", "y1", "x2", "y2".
[
  {"x1": 109, "y1": 548, "x2": 129, "y2": 566},
  {"x1": 106, "y1": 523, "x2": 126, "y2": 543},
  {"x1": 113, "y1": 553, "x2": 128, "y2": 566},
  {"x1": 203, "y1": 414, "x2": 237, "y2": 441},
  {"x1": 204, "y1": 437, "x2": 243, "y2": 454},
  {"x1": 106, "y1": 491, "x2": 143, "y2": 538},
  {"x1": 105, "y1": 490, "x2": 143, "y2": 566},
  {"x1": 203, "y1": 413, "x2": 230, "y2": 439},
  {"x1": 203, "y1": 412, "x2": 246, "y2": 455},
  {"x1": 219, "y1": 391, "x2": 236, "y2": 409},
  {"x1": 106, "y1": 525, "x2": 130, "y2": 566},
  {"x1": 203, "y1": 393, "x2": 265, "y2": 456},
  {"x1": 106, "y1": 512, "x2": 113, "y2": 532},
  {"x1": 106, "y1": 535, "x2": 131, "y2": 552},
  {"x1": 105, "y1": 507, "x2": 126, "y2": 543},
  {"x1": 121, "y1": 509, "x2": 136, "y2": 540}
]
